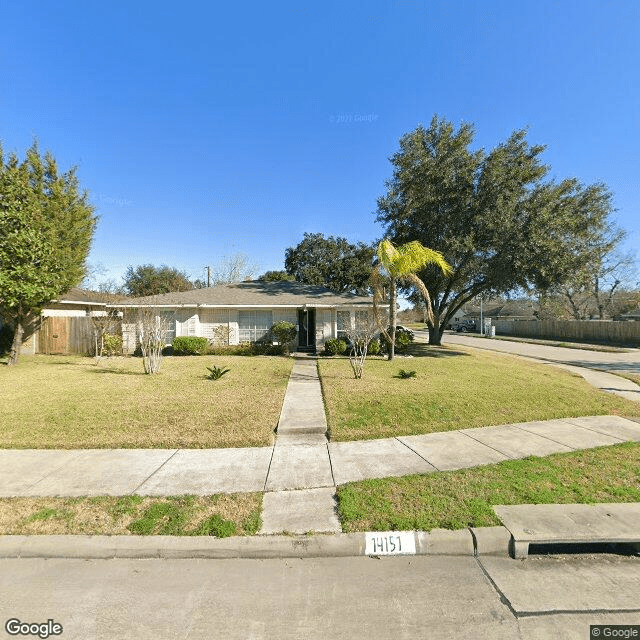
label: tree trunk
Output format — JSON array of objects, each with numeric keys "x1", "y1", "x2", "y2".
[
  {"x1": 388, "y1": 279, "x2": 397, "y2": 361},
  {"x1": 428, "y1": 319, "x2": 444, "y2": 346},
  {"x1": 8, "y1": 319, "x2": 24, "y2": 366}
]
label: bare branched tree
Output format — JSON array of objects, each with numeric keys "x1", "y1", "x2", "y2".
[
  {"x1": 211, "y1": 325, "x2": 230, "y2": 346},
  {"x1": 91, "y1": 308, "x2": 121, "y2": 358},
  {"x1": 210, "y1": 252, "x2": 260, "y2": 285},
  {"x1": 136, "y1": 307, "x2": 169, "y2": 374},
  {"x1": 346, "y1": 310, "x2": 379, "y2": 379}
]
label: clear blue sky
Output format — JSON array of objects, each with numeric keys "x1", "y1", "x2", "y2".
[{"x1": 1, "y1": 0, "x2": 638, "y2": 286}]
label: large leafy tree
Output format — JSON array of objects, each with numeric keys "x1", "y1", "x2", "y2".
[
  {"x1": 0, "y1": 142, "x2": 97, "y2": 365},
  {"x1": 258, "y1": 270, "x2": 295, "y2": 282},
  {"x1": 285, "y1": 232, "x2": 375, "y2": 295},
  {"x1": 123, "y1": 264, "x2": 194, "y2": 297},
  {"x1": 376, "y1": 116, "x2": 618, "y2": 345}
]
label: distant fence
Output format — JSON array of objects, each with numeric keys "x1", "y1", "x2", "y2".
[{"x1": 492, "y1": 319, "x2": 640, "y2": 345}]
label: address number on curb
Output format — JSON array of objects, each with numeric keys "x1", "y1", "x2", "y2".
[{"x1": 365, "y1": 531, "x2": 416, "y2": 556}]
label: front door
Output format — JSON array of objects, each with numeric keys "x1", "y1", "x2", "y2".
[{"x1": 297, "y1": 308, "x2": 316, "y2": 349}]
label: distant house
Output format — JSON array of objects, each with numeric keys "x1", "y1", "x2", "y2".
[
  {"x1": 117, "y1": 280, "x2": 379, "y2": 354},
  {"x1": 460, "y1": 301, "x2": 538, "y2": 324},
  {"x1": 620, "y1": 308, "x2": 640, "y2": 321}
]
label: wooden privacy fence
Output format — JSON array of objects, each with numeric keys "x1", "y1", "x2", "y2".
[
  {"x1": 38, "y1": 317, "x2": 123, "y2": 355},
  {"x1": 492, "y1": 319, "x2": 640, "y2": 345}
]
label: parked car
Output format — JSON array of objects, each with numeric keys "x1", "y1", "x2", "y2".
[
  {"x1": 452, "y1": 320, "x2": 477, "y2": 333},
  {"x1": 387, "y1": 325, "x2": 415, "y2": 339}
]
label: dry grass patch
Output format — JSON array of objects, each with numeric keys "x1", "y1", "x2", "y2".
[
  {"x1": 0, "y1": 355, "x2": 293, "y2": 448},
  {"x1": 0, "y1": 493, "x2": 262, "y2": 536},
  {"x1": 318, "y1": 346, "x2": 640, "y2": 442},
  {"x1": 338, "y1": 442, "x2": 640, "y2": 532}
]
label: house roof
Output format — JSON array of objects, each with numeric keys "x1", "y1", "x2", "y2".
[
  {"x1": 54, "y1": 288, "x2": 128, "y2": 305},
  {"x1": 116, "y1": 281, "x2": 376, "y2": 308}
]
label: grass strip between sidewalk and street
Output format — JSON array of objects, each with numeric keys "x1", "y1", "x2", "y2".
[
  {"x1": 337, "y1": 442, "x2": 640, "y2": 532},
  {"x1": 0, "y1": 493, "x2": 262, "y2": 536},
  {"x1": 0, "y1": 355, "x2": 292, "y2": 449},
  {"x1": 318, "y1": 346, "x2": 640, "y2": 442}
]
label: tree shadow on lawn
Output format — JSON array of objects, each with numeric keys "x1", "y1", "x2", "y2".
[
  {"x1": 86, "y1": 367, "x2": 148, "y2": 376},
  {"x1": 408, "y1": 343, "x2": 470, "y2": 358}
]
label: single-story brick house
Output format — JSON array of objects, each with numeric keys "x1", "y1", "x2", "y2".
[{"x1": 117, "y1": 280, "x2": 379, "y2": 354}]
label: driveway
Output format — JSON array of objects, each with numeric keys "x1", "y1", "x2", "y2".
[{"x1": 427, "y1": 331, "x2": 640, "y2": 376}]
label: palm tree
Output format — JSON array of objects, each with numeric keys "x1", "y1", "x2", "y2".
[{"x1": 372, "y1": 240, "x2": 452, "y2": 360}]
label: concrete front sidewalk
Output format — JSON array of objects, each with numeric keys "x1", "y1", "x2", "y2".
[{"x1": 2, "y1": 414, "x2": 639, "y2": 497}]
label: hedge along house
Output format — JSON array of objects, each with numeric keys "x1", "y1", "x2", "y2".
[{"x1": 117, "y1": 280, "x2": 379, "y2": 354}]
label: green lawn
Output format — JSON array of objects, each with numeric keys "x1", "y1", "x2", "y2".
[
  {"x1": 0, "y1": 493, "x2": 262, "y2": 536},
  {"x1": 318, "y1": 346, "x2": 640, "y2": 442},
  {"x1": 337, "y1": 442, "x2": 640, "y2": 532},
  {"x1": 0, "y1": 355, "x2": 293, "y2": 449}
]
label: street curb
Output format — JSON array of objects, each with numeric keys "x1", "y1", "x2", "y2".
[{"x1": 0, "y1": 527, "x2": 513, "y2": 560}]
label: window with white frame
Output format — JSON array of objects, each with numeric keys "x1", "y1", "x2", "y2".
[
  {"x1": 238, "y1": 310, "x2": 273, "y2": 343},
  {"x1": 337, "y1": 310, "x2": 351, "y2": 339}
]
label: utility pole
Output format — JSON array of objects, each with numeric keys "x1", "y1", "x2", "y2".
[{"x1": 207, "y1": 266, "x2": 211, "y2": 288}]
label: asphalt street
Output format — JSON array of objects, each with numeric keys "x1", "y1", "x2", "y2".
[{"x1": 437, "y1": 330, "x2": 640, "y2": 375}]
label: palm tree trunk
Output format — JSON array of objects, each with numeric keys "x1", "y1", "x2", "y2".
[{"x1": 388, "y1": 279, "x2": 397, "y2": 361}]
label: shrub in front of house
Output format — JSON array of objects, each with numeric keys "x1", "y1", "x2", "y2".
[
  {"x1": 269, "y1": 321, "x2": 297, "y2": 353},
  {"x1": 381, "y1": 330, "x2": 413, "y2": 354},
  {"x1": 102, "y1": 334, "x2": 123, "y2": 356},
  {"x1": 208, "y1": 343, "x2": 285, "y2": 356},
  {"x1": 324, "y1": 338, "x2": 347, "y2": 356},
  {"x1": 172, "y1": 336, "x2": 210, "y2": 355},
  {"x1": 367, "y1": 338, "x2": 381, "y2": 355}
]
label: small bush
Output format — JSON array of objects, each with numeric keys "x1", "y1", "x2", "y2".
[
  {"x1": 206, "y1": 364, "x2": 231, "y2": 380},
  {"x1": 398, "y1": 369, "x2": 417, "y2": 379},
  {"x1": 382, "y1": 330, "x2": 413, "y2": 354},
  {"x1": 172, "y1": 336, "x2": 209, "y2": 355},
  {"x1": 252, "y1": 342, "x2": 285, "y2": 356},
  {"x1": 102, "y1": 334, "x2": 123, "y2": 356},
  {"x1": 270, "y1": 321, "x2": 297, "y2": 352},
  {"x1": 324, "y1": 338, "x2": 347, "y2": 356},
  {"x1": 367, "y1": 339, "x2": 381, "y2": 355},
  {"x1": 207, "y1": 343, "x2": 284, "y2": 356}
]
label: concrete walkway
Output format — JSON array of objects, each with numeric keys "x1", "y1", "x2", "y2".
[
  {"x1": 260, "y1": 357, "x2": 339, "y2": 534},
  {"x1": 2, "y1": 414, "x2": 639, "y2": 493}
]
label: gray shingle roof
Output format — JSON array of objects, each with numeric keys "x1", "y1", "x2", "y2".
[
  {"x1": 117, "y1": 281, "x2": 375, "y2": 307},
  {"x1": 56, "y1": 288, "x2": 128, "y2": 305}
]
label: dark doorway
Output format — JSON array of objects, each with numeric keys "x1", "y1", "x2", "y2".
[{"x1": 297, "y1": 308, "x2": 316, "y2": 351}]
